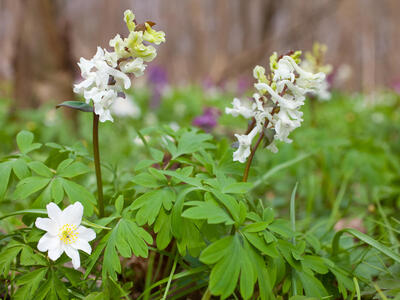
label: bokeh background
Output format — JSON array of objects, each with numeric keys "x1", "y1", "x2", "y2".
[{"x1": 1, "y1": 0, "x2": 400, "y2": 107}]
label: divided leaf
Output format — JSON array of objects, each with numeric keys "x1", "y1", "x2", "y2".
[
  {"x1": 16, "y1": 131, "x2": 42, "y2": 154},
  {"x1": 103, "y1": 219, "x2": 152, "y2": 280}
]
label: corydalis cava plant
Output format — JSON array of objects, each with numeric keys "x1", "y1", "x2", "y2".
[
  {"x1": 226, "y1": 51, "x2": 327, "y2": 164},
  {"x1": 73, "y1": 10, "x2": 165, "y2": 122}
]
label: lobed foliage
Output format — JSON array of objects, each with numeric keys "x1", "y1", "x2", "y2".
[{"x1": 0, "y1": 87, "x2": 400, "y2": 299}]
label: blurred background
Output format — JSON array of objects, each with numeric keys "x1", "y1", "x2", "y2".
[{"x1": 1, "y1": 0, "x2": 400, "y2": 107}]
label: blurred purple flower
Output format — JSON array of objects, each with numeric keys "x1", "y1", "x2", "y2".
[
  {"x1": 192, "y1": 107, "x2": 221, "y2": 132},
  {"x1": 237, "y1": 76, "x2": 252, "y2": 95},
  {"x1": 148, "y1": 65, "x2": 168, "y2": 89},
  {"x1": 147, "y1": 65, "x2": 168, "y2": 108}
]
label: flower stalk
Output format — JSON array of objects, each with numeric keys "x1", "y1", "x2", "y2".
[
  {"x1": 242, "y1": 130, "x2": 264, "y2": 182},
  {"x1": 93, "y1": 112, "x2": 104, "y2": 217}
]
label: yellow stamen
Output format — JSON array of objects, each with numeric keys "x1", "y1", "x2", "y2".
[{"x1": 58, "y1": 224, "x2": 78, "y2": 244}]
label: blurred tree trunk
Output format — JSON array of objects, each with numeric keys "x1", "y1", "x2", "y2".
[{"x1": 12, "y1": 0, "x2": 74, "y2": 109}]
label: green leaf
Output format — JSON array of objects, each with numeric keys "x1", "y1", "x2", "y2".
[
  {"x1": 332, "y1": 228, "x2": 400, "y2": 264},
  {"x1": 239, "y1": 245, "x2": 256, "y2": 300},
  {"x1": 61, "y1": 178, "x2": 96, "y2": 216},
  {"x1": 243, "y1": 221, "x2": 269, "y2": 233},
  {"x1": 56, "y1": 101, "x2": 94, "y2": 112},
  {"x1": 171, "y1": 186, "x2": 198, "y2": 240},
  {"x1": 16, "y1": 130, "x2": 42, "y2": 154},
  {"x1": 268, "y1": 219, "x2": 294, "y2": 238},
  {"x1": 182, "y1": 201, "x2": 234, "y2": 225},
  {"x1": 201, "y1": 235, "x2": 240, "y2": 298},
  {"x1": 210, "y1": 189, "x2": 240, "y2": 223},
  {"x1": 28, "y1": 161, "x2": 53, "y2": 178},
  {"x1": 0, "y1": 162, "x2": 12, "y2": 200},
  {"x1": 239, "y1": 201, "x2": 247, "y2": 225},
  {"x1": 301, "y1": 255, "x2": 328, "y2": 274},
  {"x1": 200, "y1": 236, "x2": 233, "y2": 264},
  {"x1": 56, "y1": 158, "x2": 74, "y2": 173},
  {"x1": 14, "y1": 267, "x2": 48, "y2": 300},
  {"x1": 222, "y1": 182, "x2": 253, "y2": 194},
  {"x1": 12, "y1": 176, "x2": 51, "y2": 199},
  {"x1": 12, "y1": 158, "x2": 30, "y2": 179},
  {"x1": 134, "y1": 159, "x2": 156, "y2": 171},
  {"x1": 149, "y1": 147, "x2": 164, "y2": 162},
  {"x1": 0, "y1": 244, "x2": 24, "y2": 276},
  {"x1": 35, "y1": 269, "x2": 69, "y2": 300},
  {"x1": 200, "y1": 234, "x2": 263, "y2": 300},
  {"x1": 244, "y1": 232, "x2": 279, "y2": 258},
  {"x1": 57, "y1": 161, "x2": 90, "y2": 178},
  {"x1": 148, "y1": 167, "x2": 167, "y2": 182},
  {"x1": 130, "y1": 188, "x2": 175, "y2": 226},
  {"x1": 51, "y1": 177, "x2": 64, "y2": 203},
  {"x1": 263, "y1": 207, "x2": 275, "y2": 224},
  {"x1": 115, "y1": 195, "x2": 124, "y2": 214},
  {"x1": 154, "y1": 208, "x2": 173, "y2": 250},
  {"x1": 84, "y1": 232, "x2": 110, "y2": 279},
  {"x1": 20, "y1": 246, "x2": 47, "y2": 266},
  {"x1": 297, "y1": 271, "x2": 328, "y2": 297},
  {"x1": 131, "y1": 173, "x2": 162, "y2": 188},
  {"x1": 0, "y1": 209, "x2": 47, "y2": 221},
  {"x1": 102, "y1": 228, "x2": 121, "y2": 280},
  {"x1": 162, "y1": 169, "x2": 203, "y2": 187},
  {"x1": 103, "y1": 219, "x2": 152, "y2": 280},
  {"x1": 119, "y1": 218, "x2": 152, "y2": 257},
  {"x1": 172, "y1": 129, "x2": 214, "y2": 159},
  {"x1": 175, "y1": 217, "x2": 206, "y2": 257},
  {"x1": 59, "y1": 267, "x2": 81, "y2": 287}
]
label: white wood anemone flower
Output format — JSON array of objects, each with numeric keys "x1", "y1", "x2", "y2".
[{"x1": 35, "y1": 202, "x2": 96, "y2": 269}]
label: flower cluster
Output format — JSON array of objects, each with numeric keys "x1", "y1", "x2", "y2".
[
  {"x1": 35, "y1": 202, "x2": 96, "y2": 269},
  {"x1": 300, "y1": 43, "x2": 332, "y2": 101},
  {"x1": 73, "y1": 10, "x2": 165, "y2": 122},
  {"x1": 226, "y1": 51, "x2": 327, "y2": 163}
]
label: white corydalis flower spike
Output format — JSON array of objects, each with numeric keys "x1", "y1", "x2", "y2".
[
  {"x1": 226, "y1": 51, "x2": 328, "y2": 162},
  {"x1": 35, "y1": 202, "x2": 96, "y2": 270},
  {"x1": 73, "y1": 10, "x2": 165, "y2": 123}
]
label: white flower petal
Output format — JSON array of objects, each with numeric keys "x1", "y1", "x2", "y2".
[
  {"x1": 65, "y1": 246, "x2": 81, "y2": 269},
  {"x1": 48, "y1": 247, "x2": 64, "y2": 261},
  {"x1": 46, "y1": 202, "x2": 62, "y2": 224},
  {"x1": 35, "y1": 217, "x2": 59, "y2": 235},
  {"x1": 76, "y1": 225, "x2": 96, "y2": 242},
  {"x1": 233, "y1": 127, "x2": 259, "y2": 163},
  {"x1": 61, "y1": 202, "x2": 83, "y2": 226},
  {"x1": 71, "y1": 238, "x2": 92, "y2": 254},
  {"x1": 37, "y1": 233, "x2": 61, "y2": 252}
]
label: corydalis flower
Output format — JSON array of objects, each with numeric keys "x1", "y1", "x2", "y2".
[
  {"x1": 73, "y1": 10, "x2": 165, "y2": 123},
  {"x1": 300, "y1": 43, "x2": 332, "y2": 101},
  {"x1": 226, "y1": 51, "x2": 326, "y2": 162},
  {"x1": 35, "y1": 202, "x2": 96, "y2": 269}
]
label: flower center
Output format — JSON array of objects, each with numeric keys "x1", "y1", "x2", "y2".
[{"x1": 58, "y1": 224, "x2": 78, "y2": 244}]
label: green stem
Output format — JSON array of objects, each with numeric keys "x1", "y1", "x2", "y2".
[
  {"x1": 162, "y1": 254, "x2": 178, "y2": 300},
  {"x1": 290, "y1": 182, "x2": 298, "y2": 295},
  {"x1": 201, "y1": 287, "x2": 212, "y2": 300},
  {"x1": 153, "y1": 253, "x2": 164, "y2": 283},
  {"x1": 93, "y1": 113, "x2": 104, "y2": 217},
  {"x1": 144, "y1": 251, "x2": 156, "y2": 300}
]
